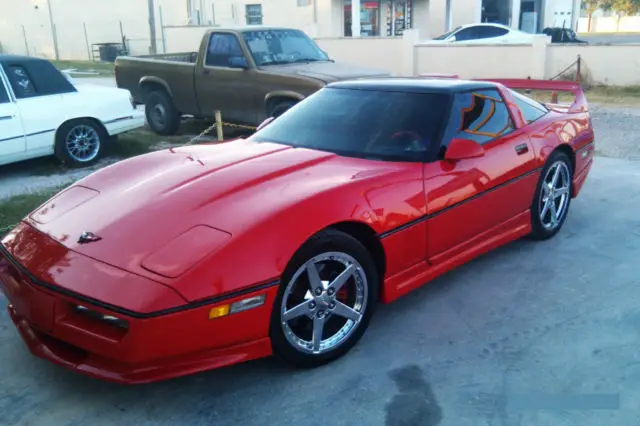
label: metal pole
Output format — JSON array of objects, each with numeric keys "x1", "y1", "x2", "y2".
[
  {"x1": 46, "y1": 0, "x2": 60, "y2": 60},
  {"x1": 148, "y1": 0, "x2": 157, "y2": 54},
  {"x1": 83, "y1": 22, "x2": 91, "y2": 60},
  {"x1": 211, "y1": 3, "x2": 216, "y2": 25},
  {"x1": 22, "y1": 26, "x2": 30, "y2": 56},
  {"x1": 159, "y1": 5, "x2": 167, "y2": 53}
]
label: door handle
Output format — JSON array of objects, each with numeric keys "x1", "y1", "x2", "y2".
[
  {"x1": 203, "y1": 68, "x2": 210, "y2": 75},
  {"x1": 515, "y1": 143, "x2": 529, "y2": 155},
  {"x1": 0, "y1": 115, "x2": 13, "y2": 121}
]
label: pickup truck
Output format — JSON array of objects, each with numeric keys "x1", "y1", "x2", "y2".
[{"x1": 115, "y1": 26, "x2": 391, "y2": 135}]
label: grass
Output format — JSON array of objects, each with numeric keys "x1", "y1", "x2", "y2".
[
  {"x1": 0, "y1": 186, "x2": 67, "y2": 236},
  {"x1": 52, "y1": 60, "x2": 115, "y2": 77}
]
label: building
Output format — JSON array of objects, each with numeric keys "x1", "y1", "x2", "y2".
[{"x1": 0, "y1": 0, "x2": 582, "y2": 60}]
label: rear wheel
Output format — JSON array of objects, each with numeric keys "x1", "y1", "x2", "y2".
[
  {"x1": 269, "y1": 229, "x2": 379, "y2": 368},
  {"x1": 54, "y1": 119, "x2": 107, "y2": 168},
  {"x1": 530, "y1": 151, "x2": 573, "y2": 240},
  {"x1": 145, "y1": 90, "x2": 180, "y2": 135}
]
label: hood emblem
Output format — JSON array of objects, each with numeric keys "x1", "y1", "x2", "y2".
[{"x1": 78, "y1": 231, "x2": 102, "y2": 244}]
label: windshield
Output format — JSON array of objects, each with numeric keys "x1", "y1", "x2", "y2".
[
  {"x1": 433, "y1": 27, "x2": 461, "y2": 40},
  {"x1": 248, "y1": 87, "x2": 451, "y2": 162},
  {"x1": 242, "y1": 29, "x2": 330, "y2": 66}
]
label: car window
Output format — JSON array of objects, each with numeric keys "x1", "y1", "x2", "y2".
[
  {"x1": 454, "y1": 27, "x2": 478, "y2": 41},
  {"x1": 477, "y1": 26, "x2": 509, "y2": 38},
  {"x1": 433, "y1": 26, "x2": 462, "y2": 40},
  {"x1": 6, "y1": 65, "x2": 37, "y2": 99},
  {"x1": 509, "y1": 89, "x2": 549, "y2": 123},
  {"x1": 243, "y1": 29, "x2": 329, "y2": 66},
  {"x1": 440, "y1": 89, "x2": 515, "y2": 147},
  {"x1": 0, "y1": 76, "x2": 9, "y2": 104},
  {"x1": 205, "y1": 33, "x2": 245, "y2": 67},
  {"x1": 248, "y1": 87, "x2": 451, "y2": 162}
]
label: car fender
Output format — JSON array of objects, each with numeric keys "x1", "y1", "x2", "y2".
[
  {"x1": 139, "y1": 76, "x2": 173, "y2": 98},
  {"x1": 170, "y1": 182, "x2": 389, "y2": 303}
]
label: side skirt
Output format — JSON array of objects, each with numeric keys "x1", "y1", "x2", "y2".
[{"x1": 381, "y1": 210, "x2": 532, "y2": 304}]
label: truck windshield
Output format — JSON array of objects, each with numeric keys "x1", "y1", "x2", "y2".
[
  {"x1": 242, "y1": 29, "x2": 330, "y2": 66},
  {"x1": 248, "y1": 87, "x2": 451, "y2": 162}
]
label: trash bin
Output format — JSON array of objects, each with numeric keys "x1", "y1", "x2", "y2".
[{"x1": 98, "y1": 43, "x2": 121, "y2": 63}]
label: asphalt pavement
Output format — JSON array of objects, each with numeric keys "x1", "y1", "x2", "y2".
[{"x1": 2, "y1": 155, "x2": 640, "y2": 425}]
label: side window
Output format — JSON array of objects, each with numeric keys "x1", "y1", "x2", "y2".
[
  {"x1": 510, "y1": 90, "x2": 549, "y2": 124},
  {"x1": 478, "y1": 26, "x2": 509, "y2": 38},
  {"x1": 6, "y1": 65, "x2": 37, "y2": 99},
  {"x1": 0, "y1": 76, "x2": 10, "y2": 104},
  {"x1": 205, "y1": 33, "x2": 245, "y2": 67},
  {"x1": 453, "y1": 27, "x2": 477, "y2": 41},
  {"x1": 441, "y1": 90, "x2": 515, "y2": 147}
]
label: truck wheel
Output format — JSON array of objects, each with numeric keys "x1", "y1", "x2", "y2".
[
  {"x1": 269, "y1": 100, "x2": 297, "y2": 118},
  {"x1": 54, "y1": 118, "x2": 107, "y2": 168},
  {"x1": 145, "y1": 90, "x2": 180, "y2": 135}
]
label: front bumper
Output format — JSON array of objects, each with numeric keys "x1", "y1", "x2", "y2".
[{"x1": 0, "y1": 225, "x2": 277, "y2": 384}]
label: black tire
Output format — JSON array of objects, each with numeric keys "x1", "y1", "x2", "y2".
[
  {"x1": 269, "y1": 99, "x2": 297, "y2": 118},
  {"x1": 54, "y1": 118, "x2": 107, "y2": 168},
  {"x1": 529, "y1": 150, "x2": 573, "y2": 240},
  {"x1": 269, "y1": 228, "x2": 379, "y2": 368},
  {"x1": 145, "y1": 90, "x2": 180, "y2": 135}
]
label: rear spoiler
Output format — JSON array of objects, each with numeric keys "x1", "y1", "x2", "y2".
[
  {"x1": 417, "y1": 74, "x2": 587, "y2": 114},
  {"x1": 473, "y1": 78, "x2": 588, "y2": 114}
]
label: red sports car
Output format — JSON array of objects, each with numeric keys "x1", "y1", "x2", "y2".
[{"x1": 0, "y1": 77, "x2": 594, "y2": 384}]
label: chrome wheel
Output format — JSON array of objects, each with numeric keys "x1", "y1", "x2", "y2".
[
  {"x1": 539, "y1": 160, "x2": 571, "y2": 230},
  {"x1": 65, "y1": 125, "x2": 101, "y2": 162},
  {"x1": 280, "y1": 251, "x2": 368, "y2": 355}
]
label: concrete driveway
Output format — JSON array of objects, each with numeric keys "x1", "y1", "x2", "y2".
[{"x1": 1, "y1": 155, "x2": 639, "y2": 426}]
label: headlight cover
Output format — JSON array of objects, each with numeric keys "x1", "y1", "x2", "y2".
[{"x1": 141, "y1": 225, "x2": 231, "y2": 278}]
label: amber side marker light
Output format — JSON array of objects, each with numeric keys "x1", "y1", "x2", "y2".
[{"x1": 208, "y1": 294, "x2": 266, "y2": 320}]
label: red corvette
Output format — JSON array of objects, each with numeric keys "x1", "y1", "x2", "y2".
[{"x1": 0, "y1": 77, "x2": 594, "y2": 384}]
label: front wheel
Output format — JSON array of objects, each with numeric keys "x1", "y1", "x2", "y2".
[
  {"x1": 269, "y1": 229, "x2": 379, "y2": 368},
  {"x1": 530, "y1": 151, "x2": 573, "y2": 240}
]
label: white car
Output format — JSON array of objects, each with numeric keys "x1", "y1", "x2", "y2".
[
  {"x1": 0, "y1": 54, "x2": 145, "y2": 168},
  {"x1": 426, "y1": 23, "x2": 536, "y2": 44}
]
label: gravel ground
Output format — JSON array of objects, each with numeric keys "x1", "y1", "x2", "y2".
[{"x1": 0, "y1": 102, "x2": 638, "y2": 201}]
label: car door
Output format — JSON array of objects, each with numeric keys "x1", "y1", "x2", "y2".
[
  {"x1": 194, "y1": 32, "x2": 256, "y2": 123},
  {"x1": 0, "y1": 68, "x2": 25, "y2": 161},
  {"x1": 3, "y1": 63, "x2": 65, "y2": 155},
  {"x1": 423, "y1": 88, "x2": 538, "y2": 264}
]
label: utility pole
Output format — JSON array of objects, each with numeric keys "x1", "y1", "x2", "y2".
[
  {"x1": 46, "y1": 0, "x2": 60, "y2": 60},
  {"x1": 148, "y1": 0, "x2": 157, "y2": 54}
]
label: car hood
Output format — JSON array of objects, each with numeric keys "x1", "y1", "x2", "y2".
[
  {"x1": 24, "y1": 140, "x2": 394, "y2": 279},
  {"x1": 262, "y1": 60, "x2": 392, "y2": 82}
]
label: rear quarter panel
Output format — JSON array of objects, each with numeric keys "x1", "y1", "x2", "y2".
[{"x1": 115, "y1": 58, "x2": 198, "y2": 115}]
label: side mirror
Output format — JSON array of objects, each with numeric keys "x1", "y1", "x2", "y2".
[
  {"x1": 444, "y1": 138, "x2": 485, "y2": 161},
  {"x1": 256, "y1": 116, "x2": 275, "y2": 131},
  {"x1": 228, "y1": 56, "x2": 248, "y2": 69}
]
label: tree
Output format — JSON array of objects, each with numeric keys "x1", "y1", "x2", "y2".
[
  {"x1": 581, "y1": 0, "x2": 607, "y2": 32},
  {"x1": 606, "y1": 0, "x2": 640, "y2": 30}
]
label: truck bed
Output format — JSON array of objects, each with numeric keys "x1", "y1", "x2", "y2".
[{"x1": 114, "y1": 53, "x2": 199, "y2": 115}]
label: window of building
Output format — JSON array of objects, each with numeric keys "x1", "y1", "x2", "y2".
[
  {"x1": 245, "y1": 4, "x2": 263, "y2": 25},
  {"x1": 344, "y1": 0, "x2": 413, "y2": 37}
]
